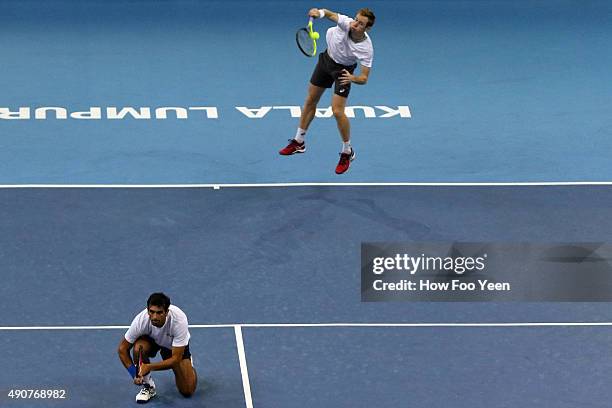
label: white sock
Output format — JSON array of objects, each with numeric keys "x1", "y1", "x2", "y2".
[
  {"x1": 342, "y1": 141, "x2": 352, "y2": 154},
  {"x1": 295, "y1": 128, "x2": 306, "y2": 143},
  {"x1": 143, "y1": 375, "x2": 155, "y2": 388}
]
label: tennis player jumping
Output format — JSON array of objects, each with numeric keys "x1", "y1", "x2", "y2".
[
  {"x1": 117, "y1": 293, "x2": 197, "y2": 403},
  {"x1": 280, "y1": 7, "x2": 375, "y2": 174}
]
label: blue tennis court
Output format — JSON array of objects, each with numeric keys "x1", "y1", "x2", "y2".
[{"x1": 1, "y1": 0, "x2": 612, "y2": 407}]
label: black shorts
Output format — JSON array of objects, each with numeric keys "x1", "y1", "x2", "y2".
[
  {"x1": 139, "y1": 335, "x2": 192, "y2": 360},
  {"x1": 310, "y1": 50, "x2": 357, "y2": 97}
]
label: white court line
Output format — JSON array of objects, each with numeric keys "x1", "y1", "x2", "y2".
[
  {"x1": 234, "y1": 325, "x2": 254, "y2": 408},
  {"x1": 1, "y1": 181, "x2": 612, "y2": 189},
  {"x1": 2, "y1": 322, "x2": 612, "y2": 330},
  {"x1": 214, "y1": 322, "x2": 612, "y2": 328}
]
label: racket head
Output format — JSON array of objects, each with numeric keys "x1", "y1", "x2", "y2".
[{"x1": 296, "y1": 27, "x2": 315, "y2": 57}]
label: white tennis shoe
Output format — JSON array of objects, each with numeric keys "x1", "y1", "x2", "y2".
[{"x1": 136, "y1": 384, "x2": 156, "y2": 404}]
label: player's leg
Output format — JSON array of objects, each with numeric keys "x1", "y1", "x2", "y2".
[
  {"x1": 300, "y1": 52, "x2": 334, "y2": 132},
  {"x1": 299, "y1": 83, "x2": 326, "y2": 130},
  {"x1": 158, "y1": 344, "x2": 197, "y2": 397},
  {"x1": 280, "y1": 52, "x2": 332, "y2": 155},
  {"x1": 331, "y1": 92, "x2": 350, "y2": 142},
  {"x1": 331, "y1": 92, "x2": 355, "y2": 174},
  {"x1": 172, "y1": 358, "x2": 198, "y2": 397},
  {"x1": 133, "y1": 336, "x2": 157, "y2": 365},
  {"x1": 133, "y1": 336, "x2": 159, "y2": 403},
  {"x1": 280, "y1": 84, "x2": 326, "y2": 155}
]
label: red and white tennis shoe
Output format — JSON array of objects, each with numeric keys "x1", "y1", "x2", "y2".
[
  {"x1": 335, "y1": 148, "x2": 355, "y2": 174},
  {"x1": 279, "y1": 139, "x2": 306, "y2": 155}
]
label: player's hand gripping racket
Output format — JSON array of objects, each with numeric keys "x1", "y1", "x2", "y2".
[{"x1": 296, "y1": 17, "x2": 319, "y2": 57}]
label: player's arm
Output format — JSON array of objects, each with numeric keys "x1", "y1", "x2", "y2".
[
  {"x1": 118, "y1": 337, "x2": 141, "y2": 382},
  {"x1": 117, "y1": 338, "x2": 134, "y2": 369},
  {"x1": 139, "y1": 346, "x2": 185, "y2": 375},
  {"x1": 339, "y1": 65, "x2": 371, "y2": 85},
  {"x1": 308, "y1": 7, "x2": 339, "y2": 23}
]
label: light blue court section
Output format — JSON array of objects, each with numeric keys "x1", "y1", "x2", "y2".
[
  {"x1": 0, "y1": 328, "x2": 244, "y2": 408},
  {"x1": 243, "y1": 326, "x2": 612, "y2": 408},
  {"x1": 0, "y1": 0, "x2": 611, "y2": 183}
]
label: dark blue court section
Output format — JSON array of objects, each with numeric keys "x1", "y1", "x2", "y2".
[
  {"x1": 0, "y1": 0, "x2": 611, "y2": 182},
  {"x1": 2, "y1": 186, "x2": 612, "y2": 327},
  {"x1": 0, "y1": 328, "x2": 243, "y2": 408},
  {"x1": 244, "y1": 326, "x2": 612, "y2": 408},
  {"x1": 3, "y1": 186, "x2": 612, "y2": 407}
]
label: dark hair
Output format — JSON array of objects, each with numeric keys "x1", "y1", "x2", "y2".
[
  {"x1": 358, "y1": 8, "x2": 375, "y2": 28},
  {"x1": 147, "y1": 292, "x2": 171, "y2": 310}
]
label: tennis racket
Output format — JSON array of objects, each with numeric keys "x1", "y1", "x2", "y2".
[
  {"x1": 135, "y1": 346, "x2": 143, "y2": 380},
  {"x1": 296, "y1": 17, "x2": 319, "y2": 57}
]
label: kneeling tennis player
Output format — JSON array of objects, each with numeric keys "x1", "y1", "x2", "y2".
[{"x1": 117, "y1": 293, "x2": 197, "y2": 403}]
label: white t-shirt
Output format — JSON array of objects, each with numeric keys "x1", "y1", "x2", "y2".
[
  {"x1": 326, "y1": 14, "x2": 374, "y2": 68},
  {"x1": 124, "y1": 305, "x2": 190, "y2": 349}
]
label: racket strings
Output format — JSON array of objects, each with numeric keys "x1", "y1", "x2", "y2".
[{"x1": 296, "y1": 28, "x2": 315, "y2": 55}]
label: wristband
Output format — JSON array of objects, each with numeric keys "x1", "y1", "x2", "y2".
[
  {"x1": 318, "y1": 9, "x2": 325, "y2": 18},
  {"x1": 127, "y1": 364, "x2": 137, "y2": 379}
]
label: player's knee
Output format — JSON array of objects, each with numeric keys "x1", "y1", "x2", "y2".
[
  {"x1": 177, "y1": 382, "x2": 196, "y2": 397},
  {"x1": 132, "y1": 340, "x2": 152, "y2": 359},
  {"x1": 305, "y1": 95, "x2": 319, "y2": 107},
  {"x1": 179, "y1": 389, "x2": 194, "y2": 398},
  {"x1": 332, "y1": 106, "x2": 345, "y2": 118},
  {"x1": 134, "y1": 336, "x2": 152, "y2": 347}
]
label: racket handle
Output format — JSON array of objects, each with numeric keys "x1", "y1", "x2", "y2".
[{"x1": 308, "y1": 16, "x2": 313, "y2": 24}]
